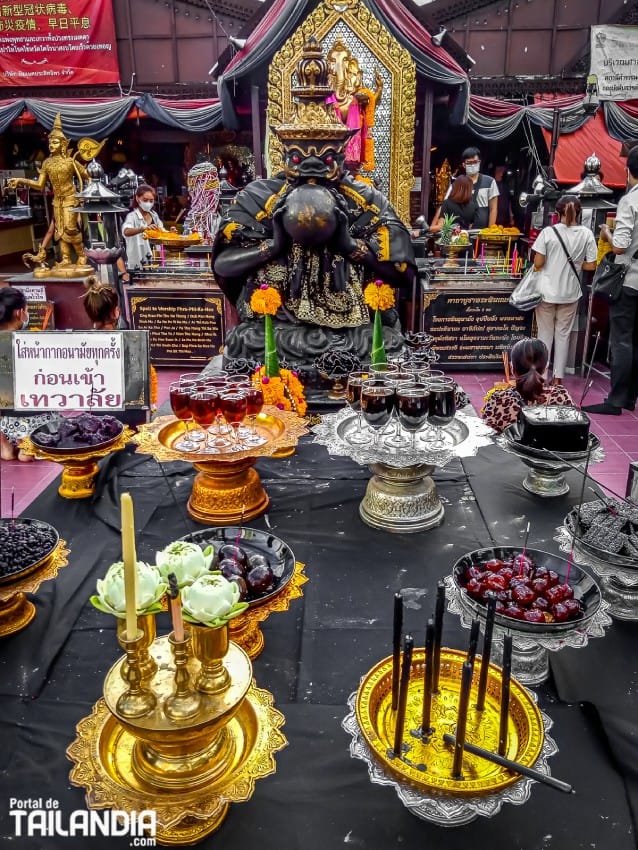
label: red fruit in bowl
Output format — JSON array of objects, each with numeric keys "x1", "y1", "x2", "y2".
[
  {"x1": 532, "y1": 596, "x2": 549, "y2": 611},
  {"x1": 495, "y1": 600, "x2": 506, "y2": 614},
  {"x1": 466, "y1": 565, "x2": 484, "y2": 581},
  {"x1": 465, "y1": 578, "x2": 483, "y2": 598},
  {"x1": 512, "y1": 584, "x2": 536, "y2": 606},
  {"x1": 485, "y1": 573, "x2": 507, "y2": 592},
  {"x1": 563, "y1": 598, "x2": 583, "y2": 618},
  {"x1": 513, "y1": 554, "x2": 533, "y2": 573},
  {"x1": 498, "y1": 566, "x2": 514, "y2": 583},
  {"x1": 495, "y1": 589, "x2": 511, "y2": 603},
  {"x1": 552, "y1": 602, "x2": 570, "y2": 622},
  {"x1": 557, "y1": 583, "x2": 574, "y2": 600},
  {"x1": 503, "y1": 603, "x2": 525, "y2": 620},
  {"x1": 523, "y1": 609, "x2": 545, "y2": 623},
  {"x1": 544, "y1": 585, "x2": 564, "y2": 605},
  {"x1": 531, "y1": 577, "x2": 549, "y2": 595},
  {"x1": 484, "y1": 558, "x2": 506, "y2": 572},
  {"x1": 533, "y1": 566, "x2": 549, "y2": 579},
  {"x1": 510, "y1": 575, "x2": 531, "y2": 588},
  {"x1": 547, "y1": 570, "x2": 560, "y2": 587}
]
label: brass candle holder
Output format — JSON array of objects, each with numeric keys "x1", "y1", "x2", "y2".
[
  {"x1": 116, "y1": 613, "x2": 158, "y2": 681},
  {"x1": 68, "y1": 618, "x2": 287, "y2": 844},
  {"x1": 132, "y1": 410, "x2": 308, "y2": 525},
  {"x1": 20, "y1": 427, "x2": 134, "y2": 499}
]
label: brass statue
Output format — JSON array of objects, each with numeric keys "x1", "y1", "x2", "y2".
[
  {"x1": 326, "y1": 37, "x2": 382, "y2": 173},
  {"x1": 8, "y1": 114, "x2": 103, "y2": 278}
]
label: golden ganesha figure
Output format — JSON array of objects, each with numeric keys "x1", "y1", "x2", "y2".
[
  {"x1": 8, "y1": 113, "x2": 103, "y2": 278},
  {"x1": 326, "y1": 37, "x2": 383, "y2": 173}
]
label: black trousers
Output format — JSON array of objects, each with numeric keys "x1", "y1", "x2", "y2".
[{"x1": 607, "y1": 285, "x2": 638, "y2": 407}]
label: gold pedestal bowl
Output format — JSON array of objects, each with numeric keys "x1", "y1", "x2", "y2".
[
  {"x1": 133, "y1": 409, "x2": 308, "y2": 525},
  {"x1": 67, "y1": 632, "x2": 287, "y2": 845},
  {"x1": 0, "y1": 519, "x2": 70, "y2": 637},
  {"x1": 20, "y1": 426, "x2": 134, "y2": 499}
]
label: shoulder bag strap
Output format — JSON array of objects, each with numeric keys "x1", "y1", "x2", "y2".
[{"x1": 551, "y1": 225, "x2": 581, "y2": 284}]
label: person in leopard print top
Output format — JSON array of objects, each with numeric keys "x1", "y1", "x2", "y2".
[{"x1": 482, "y1": 338, "x2": 573, "y2": 433}]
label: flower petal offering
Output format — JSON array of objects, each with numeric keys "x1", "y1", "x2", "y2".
[
  {"x1": 155, "y1": 540, "x2": 215, "y2": 586},
  {"x1": 91, "y1": 561, "x2": 167, "y2": 618},
  {"x1": 181, "y1": 573, "x2": 248, "y2": 628}
]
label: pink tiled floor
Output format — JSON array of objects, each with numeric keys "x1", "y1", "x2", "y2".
[{"x1": 1, "y1": 366, "x2": 636, "y2": 517}]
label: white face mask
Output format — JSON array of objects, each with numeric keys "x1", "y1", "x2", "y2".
[
  {"x1": 465, "y1": 162, "x2": 480, "y2": 176},
  {"x1": 139, "y1": 200, "x2": 154, "y2": 212}
]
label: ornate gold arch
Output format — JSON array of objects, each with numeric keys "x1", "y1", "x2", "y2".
[{"x1": 267, "y1": 0, "x2": 416, "y2": 224}]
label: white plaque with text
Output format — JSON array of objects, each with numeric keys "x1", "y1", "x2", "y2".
[{"x1": 12, "y1": 332, "x2": 125, "y2": 411}]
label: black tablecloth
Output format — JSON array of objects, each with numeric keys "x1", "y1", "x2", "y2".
[{"x1": 1, "y1": 439, "x2": 637, "y2": 850}]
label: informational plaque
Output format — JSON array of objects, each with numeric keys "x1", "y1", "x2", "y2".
[
  {"x1": 27, "y1": 301, "x2": 55, "y2": 331},
  {"x1": 127, "y1": 289, "x2": 225, "y2": 368},
  {"x1": 423, "y1": 287, "x2": 533, "y2": 370},
  {"x1": 0, "y1": 330, "x2": 150, "y2": 414}
]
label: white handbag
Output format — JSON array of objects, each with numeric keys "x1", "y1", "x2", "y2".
[{"x1": 509, "y1": 266, "x2": 543, "y2": 312}]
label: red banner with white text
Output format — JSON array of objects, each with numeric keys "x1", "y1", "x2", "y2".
[{"x1": 0, "y1": 0, "x2": 119, "y2": 87}]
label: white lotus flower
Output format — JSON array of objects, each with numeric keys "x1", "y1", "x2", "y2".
[
  {"x1": 155, "y1": 540, "x2": 214, "y2": 587},
  {"x1": 91, "y1": 561, "x2": 167, "y2": 618},
  {"x1": 181, "y1": 573, "x2": 248, "y2": 627}
]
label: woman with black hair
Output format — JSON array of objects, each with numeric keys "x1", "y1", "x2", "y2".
[{"x1": 481, "y1": 338, "x2": 574, "y2": 433}]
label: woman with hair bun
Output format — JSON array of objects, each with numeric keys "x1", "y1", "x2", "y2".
[
  {"x1": 0, "y1": 287, "x2": 56, "y2": 461},
  {"x1": 532, "y1": 194, "x2": 597, "y2": 385},
  {"x1": 481, "y1": 338, "x2": 573, "y2": 432},
  {"x1": 82, "y1": 277, "x2": 122, "y2": 329}
]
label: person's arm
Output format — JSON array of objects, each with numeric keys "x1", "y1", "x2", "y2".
[
  {"x1": 122, "y1": 213, "x2": 146, "y2": 238},
  {"x1": 487, "y1": 195, "x2": 498, "y2": 227},
  {"x1": 533, "y1": 251, "x2": 546, "y2": 271},
  {"x1": 429, "y1": 205, "x2": 443, "y2": 233}
]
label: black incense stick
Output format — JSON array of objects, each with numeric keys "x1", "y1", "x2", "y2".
[
  {"x1": 444, "y1": 734, "x2": 573, "y2": 793},
  {"x1": 452, "y1": 661, "x2": 473, "y2": 779},
  {"x1": 391, "y1": 593, "x2": 403, "y2": 711},
  {"x1": 475, "y1": 595, "x2": 497, "y2": 711},
  {"x1": 498, "y1": 634, "x2": 513, "y2": 756},
  {"x1": 432, "y1": 581, "x2": 445, "y2": 694},
  {"x1": 393, "y1": 634, "x2": 413, "y2": 756},
  {"x1": 466, "y1": 618, "x2": 480, "y2": 669},
  {"x1": 421, "y1": 618, "x2": 435, "y2": 737}
]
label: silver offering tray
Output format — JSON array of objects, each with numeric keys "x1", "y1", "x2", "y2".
[
  {"x1": 555, "y1": 523, "x2": 638, "y2": 621},
  {"x1": 444, "y1": 574, "x2": 611, "y2": 686},
  {"x1": 496, "y1": 426, "x2": 604, "y2": 498},
  {"x1": 342, "y1": 691, "x2": 558, "y2": 827},
  {"x1": 312, "y1": 410, "x2": 493, "y2": 534}
]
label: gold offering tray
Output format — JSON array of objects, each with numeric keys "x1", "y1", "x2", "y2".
[
  {"x1": 148, "y1": 234, "x2": 203, "y2": 248},
  {"x1": 356, "y1": 648, "x2": 543, "y2": 796},
  {"x1": 20, "y1": 427, "x2": 134, "y2": 499},
  {"x1": 68, "y1": 637, "x2": 287, "y2": 845},
  {"x1": 0, "y1": 540, "x2": 70, "y2": 637},
  {"x1": 133, "y1": 411, "x2": 308, "y2": 525}
]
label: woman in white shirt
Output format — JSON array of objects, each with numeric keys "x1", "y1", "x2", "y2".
[
  {"x1": 532, "y1": 194, "x2": 597, "y2": 384},
  {"x1": 122, "y1": 184, "x2": 165, "y2": 270}
]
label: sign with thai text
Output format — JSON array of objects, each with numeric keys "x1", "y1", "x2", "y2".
[
  {"x1": 12, "y1": 331, "x2": 124, "y2": 410},
  {"x1": 423, "y1": 288, "x2": 533, "y2": 370},
  {"x1": 590, "y1": 26, "x2": 638, "y2": 102},
  {"x1": 0, "y1": 0, "x2": 119, "y2": 87},
  {"x1": 12, "y1": 284, "x2": 47, "y2": 301}
]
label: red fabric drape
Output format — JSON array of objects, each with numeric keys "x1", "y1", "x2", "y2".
[{"x1": 541, "y1": 111, "x2": 626, "y2": 188}]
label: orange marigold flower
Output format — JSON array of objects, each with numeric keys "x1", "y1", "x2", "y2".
[
  {"x1": 363, "y1": 281, "x2": 395, "y2": 311},
  {"x1": 250, "y1": 285, "x2": 282, "y2": 316}
]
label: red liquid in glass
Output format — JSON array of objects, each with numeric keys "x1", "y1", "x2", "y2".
[
  {"x1": 221, "y1": 393, "x2": 248, "y2": 425},
  {"x1": 245, "y1": 387, "x2": 264, "y2": 416},
  {"x1": 170, "y1": 387, "x2": 191, "y2": 420},
  {"x1": 397, "y1": 392, "x2": 430, "y2": 431},
  {"x1": 361, "y1": 387, "x2": 394, "y2": 429},
  {"x1": 346, "y1": 380, "x2": 363, "y2": 410},
  {"x1": 189, "y1": 393, "x2": 217, "y2": 428}
]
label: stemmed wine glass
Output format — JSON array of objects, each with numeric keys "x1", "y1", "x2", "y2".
[
  {"x1": 426, "y1": 377, "x2": 456, "y2": 450},
  {"x1": 345, "y1": 370, "x2": 370, "y2": 445},
  {"x1": 396, "y1": 382, "x2": 431, "y2": 451},
  {"x1": 360, "y1": 378, "x2": 395, "y2": 449},
  {"x1": 188, "y1": 390, "x2": 219, "y2": 453},
  {"x1": 242, "y1": 383, "x2": 266, "y2": 446},
  {"x1": 384, "y1": 370, "x2": 414, "y2": 449},
  {"x1": 220, "y1": 390, "x2": 248, "y2": 451},
  {"x1": 169, "y1": 381, "x2": 198, "y2": 451}
]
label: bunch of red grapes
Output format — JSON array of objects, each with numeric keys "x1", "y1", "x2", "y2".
[{"x1": 461, "y1": 555, "x2": 584, "y2": 624}]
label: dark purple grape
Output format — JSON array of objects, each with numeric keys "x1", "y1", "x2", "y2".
[
  {"x1": 219, "y1": 558, "x2": 246, "y2": 580},
  {"x1": 246, "y1": 562, "x2": 275, "y2": 596},
  {"x1": 218, "y1": 544, "x2": 249, "y2": 569}
]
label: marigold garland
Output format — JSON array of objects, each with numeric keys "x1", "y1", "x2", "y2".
[
  {"x1": 253, "y1": 366, "x2": 307, "y2": 418},
  {"x1": 250, "y1": 285, "x2": 282, "y2": 316},
  {"x1": 363, "y1": 280, "x2": 395, "y2": 312}
]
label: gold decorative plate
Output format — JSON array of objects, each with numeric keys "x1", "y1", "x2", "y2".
[
  {"x1": 67, "y1": 682, "x2": 287, "y2": 845},
  {"x1": 133, "y1": 409, "x2": 308, "y2": 464},
  {"x1": 356, "y1": 648, "x2": 543, "y2": 796},
  {"x1": 20, "y1": 426, "x2": 133, "y2": 463}
]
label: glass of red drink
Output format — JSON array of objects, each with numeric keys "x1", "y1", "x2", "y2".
[
  {"x1": 396, "y1": 382, "x2": 430, "y2": 450},
  {"x1": 345, "y1": 370, "x2": 370, "y2": 445},
  {"x1": 220, "y1": 391, "x2": 248, "y2": 450},
  {"x1": 188, "y1": 390, "x2": 219, "y2": 453},
  {"x1": 360, "y1": 378, "x2": 394, "y2": 449},
  {"x1": 169, "y1": 381, "x2": 198, "y2": 451},
  {"x1": 243, "y1": 383, "x2": 266, "y2": 446}
]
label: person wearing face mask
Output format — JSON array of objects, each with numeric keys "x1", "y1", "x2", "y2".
[
  {"x1": 0, "y1": 287, "x2": 56, "y2": 461},
  {"x1": 444, "y1": 147, "x2": 499, "y2": 230},
  {"x1": 122, "y1": 184, "x2": 166, "y2": 271}
]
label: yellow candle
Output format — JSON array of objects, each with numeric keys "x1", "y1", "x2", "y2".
[{"x1": 121, "y1": 492, "x2": 138, "y2": 641}]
